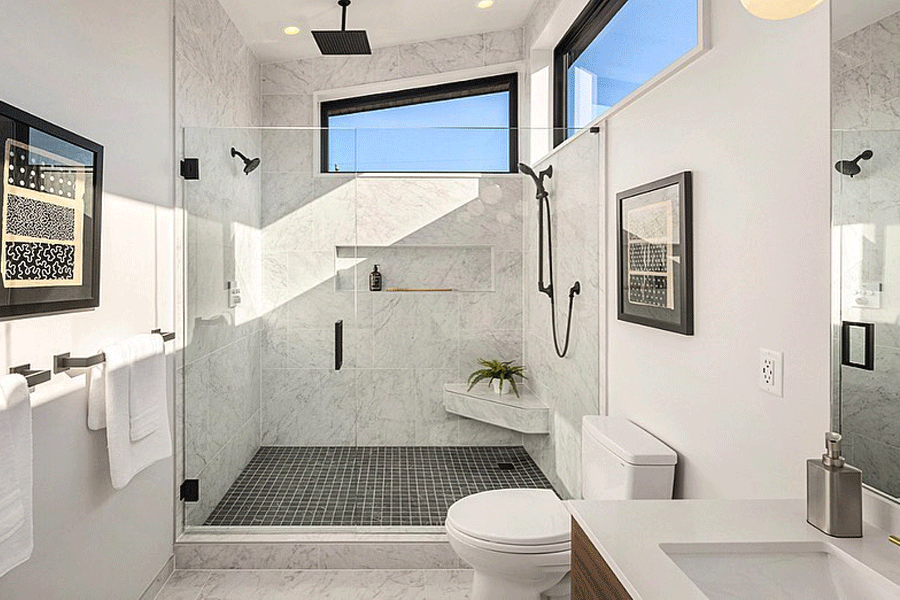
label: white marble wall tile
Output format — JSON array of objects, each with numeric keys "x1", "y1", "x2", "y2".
[
  {"x1": 845, "y1": 433, "x2": 900, "y2": 498},
  {"x1": 458, "y1": 329, "x2": 523, "y2": 380},
  {"x1": 372, "y1": 294, "x2": 459, "y2": 369},
  {"x1": 414, "y1": 369, "x2": 460, "y2": 445},
  {"x1": 261, "y1": 60, "x2": 317, "y2": 95},
  {"x1": 261, "y1": 369, "x2": 357, "y2": 445},
  {"x1": 185, "y1": 414, "x2": 260, "y2": 526},
  {"x1": 459, "y1": 251, "x2": 523, "y2": 330},
  {"x1": 483, "y1": 29, "x2": 524, "y2": 65},
  {"x1": 357, "y1": 369, "x2": 417, "y2": 445},
  {"x1": 261, "y1": 95, "x2": 313, "y2": 127},
  {"x1": 396, "y1": 35, "x2": 486, "y2": 79},
  {"x1": 261, "y1": 129, "x2": 314, "y2": 173}
]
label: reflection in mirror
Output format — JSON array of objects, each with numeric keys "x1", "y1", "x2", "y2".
[{"x1": 832, "y1": 0, "x2": 900, "y2": 501}]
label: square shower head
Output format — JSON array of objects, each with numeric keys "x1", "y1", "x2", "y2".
[{"x1": 312, "y1": 30, "x2": 372, "y2": 55}]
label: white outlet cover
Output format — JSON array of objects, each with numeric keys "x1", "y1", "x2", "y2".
[{"x1": 759, "y1": 349, "x2": 783, "y2": 397}]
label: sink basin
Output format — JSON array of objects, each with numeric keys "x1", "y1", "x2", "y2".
[{"x1": 661, "y1": 542, "x2": 900, "y2": 600}]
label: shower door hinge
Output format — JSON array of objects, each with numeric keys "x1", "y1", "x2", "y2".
[
  {"x1": 180, "y1": 479, "x2": 200, "y2": 503},
  {"x1": 180, "y1": 158, "x2": 200, "y2": 180}
]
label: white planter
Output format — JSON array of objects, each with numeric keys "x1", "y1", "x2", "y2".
[{"x1": 491, "y1": 379, "x2": 506, "y2": 395}]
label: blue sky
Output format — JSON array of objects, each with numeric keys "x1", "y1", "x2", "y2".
[{"x1": 328, "y1": 91, "x2": 511, "y2": 172}]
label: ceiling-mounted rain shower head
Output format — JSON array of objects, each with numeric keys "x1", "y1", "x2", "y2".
[
  {"x1": 312, "y1": 0, "x2": 372, "y2": 55},
  {"x1": 835, "y1": 149, "x2": 873, "y2": 178},
  {"x1": 231, "y1": 147, "x2": 260, "y2": 175}
]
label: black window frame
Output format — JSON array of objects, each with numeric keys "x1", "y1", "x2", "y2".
[
  {"x1": 320, "y1": 72, "x2": 519, "y2": 174},
  {"x1": 552, "y1": 0, "x2": 629, "y2": 147}
]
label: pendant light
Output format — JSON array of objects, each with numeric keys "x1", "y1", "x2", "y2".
[{"x1": 741, "y1": 0, "x2": 825, "y2": 20}]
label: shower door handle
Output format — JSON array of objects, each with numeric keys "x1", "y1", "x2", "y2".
[{"x1": 335, "y1": 320, "x2": 343, "y2": 371}]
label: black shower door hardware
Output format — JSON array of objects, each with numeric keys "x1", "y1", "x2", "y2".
[
  {"x1": 335, "y1": 320, "x2": 343, "y2": 371},
  {"x1": 841, "y1": 321, "x2": 875, "y2": 371},
  {"x1": 180, "y1": 158, "x2": 200, "y2": 180}
]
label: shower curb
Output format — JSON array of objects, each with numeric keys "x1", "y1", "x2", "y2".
[{"x1": 174, "y1": 537, "x2": 463, "y2": 570}]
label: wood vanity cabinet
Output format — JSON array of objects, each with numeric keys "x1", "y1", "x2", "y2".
[{"x1": 571, "y1": 518, "x2": 634, "y2": 600}]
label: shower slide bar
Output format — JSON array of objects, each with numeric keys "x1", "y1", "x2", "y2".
[{"x1": 8, "y1": 329, "x2": 176, "y2": 387}]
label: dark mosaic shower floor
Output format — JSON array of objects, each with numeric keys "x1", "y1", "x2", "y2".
[{"x1": 204, "y1": 446, "x2": 556, "y2": 527}]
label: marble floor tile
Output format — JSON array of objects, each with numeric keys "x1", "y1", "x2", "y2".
[{"x1": 156, "y1": 569, "x2": 475, "y2": 600}]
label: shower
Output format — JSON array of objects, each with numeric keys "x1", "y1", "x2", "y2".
[
  {"x1": 519, "y1": 162, "x2": 580, "y2": 358},
  {"x1": 835, "y1": 149, "x2": 873, "y2": 178},
  {"x1": 312, "y1": 0, "x2": 372, "y2": 55},
  {"x1": 231, "y1": 147, "x2": 260, "y2": 175}
]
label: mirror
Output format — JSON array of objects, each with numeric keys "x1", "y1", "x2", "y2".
[{"x1": 832, "y1": 0, "x2": 900, "y2": 501}]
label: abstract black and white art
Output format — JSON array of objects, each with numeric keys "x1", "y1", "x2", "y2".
[
  {"x1": 0, "y1": 100, "x2": 102, "y2": 318},
  {"x1": 617, "y1": 172, "x2": 693, "y2": 335}
]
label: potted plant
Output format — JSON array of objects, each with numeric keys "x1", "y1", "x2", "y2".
[{"x1": 467, "y1": 359, "x2": 527, "y2": 397}]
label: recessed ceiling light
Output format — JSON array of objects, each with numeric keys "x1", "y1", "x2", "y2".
[
  {"x1": 283, "y1": 25, "x2": 301, "y2": 36},
  {"x1": 477, "y1": 0, "x2": 494, "y2": 8}
]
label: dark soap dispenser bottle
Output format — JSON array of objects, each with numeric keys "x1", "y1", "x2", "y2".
[{"x1": 369, "y1": 264, "x2": 383, "y2": 292}]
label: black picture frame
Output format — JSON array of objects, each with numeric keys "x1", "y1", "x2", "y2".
[
  {"x1": 0, "y1": 100, "x2": 103, "y2": 318},
  {"x1": 617, "y1": 171, "x2": 693, "y2": 335}
]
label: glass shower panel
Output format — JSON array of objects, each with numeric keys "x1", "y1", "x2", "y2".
[
  {"x1": 835, "y1": 129, "x2": 900, "y2": 500},
  {"x1": 181, "y1": 127, "x2": 358, "y2": 528}
]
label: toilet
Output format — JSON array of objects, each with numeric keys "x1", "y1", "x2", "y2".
[{"x1": 445, "y1": 416, "x2": 678, "y2": 600}]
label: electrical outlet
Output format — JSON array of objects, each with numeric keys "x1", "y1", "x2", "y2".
[{"x1": 759, "y1": 349, "x2": 783, "y2": 397}]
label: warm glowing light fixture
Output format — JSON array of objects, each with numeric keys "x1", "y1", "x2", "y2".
[
  {"x1": 741, "y1": 0, "x2": 825, "y2": 20},
  {"x1": 283, "y1": 25, "x2": 301, "y2": 35},
  {"x1": 477, "y1": 0, "x2": 494, "y2": 8}
]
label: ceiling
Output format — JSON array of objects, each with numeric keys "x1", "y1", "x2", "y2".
[
  {"x1": 217, "y1": 0, "x2": 540, "y2": 63},
  {"x1": 832, "y1": 0, "x2": 900, "y2": 40}
]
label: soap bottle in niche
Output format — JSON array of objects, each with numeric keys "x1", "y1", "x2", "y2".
[
  {"x1": 807, "y1": 432, "x2": 862, "y2": 538},
  {"x1": 369, "y1": 264, "x2": 383, "y2": 292}
]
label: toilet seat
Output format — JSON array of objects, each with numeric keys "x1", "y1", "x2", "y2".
[
  {"x1": 446, "y1": 519, "x2": 571, "y2": 555},
  {"x1": 445, "y1": 489, "x2": 571, "y2": 554}
]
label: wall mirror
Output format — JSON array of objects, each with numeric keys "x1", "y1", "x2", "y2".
[{"x1": 832, "y1": 0, "x2": 900, "y2": 501}]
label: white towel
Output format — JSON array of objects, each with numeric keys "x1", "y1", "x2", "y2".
[
  {"x1": 0, "y1": 374, "x2": 32, "y2": 579},
  {"x1": 92, "y1": 334, "x2": 172, "y2": 489}
]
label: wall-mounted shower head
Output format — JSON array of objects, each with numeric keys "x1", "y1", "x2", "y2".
[
  {"x1": 312, "y1": 0, "x2": 372, "y2": 55},
  {"x1": 231, "y1": 147, "x2": 260, "y2": 175},
  {"x1": 518, "y1": 162, "x2": 553, "y2": 198},
  {"x1": 835, "y1": 149, "x2": 873, "y2": 178}
]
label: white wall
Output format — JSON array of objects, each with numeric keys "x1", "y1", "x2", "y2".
[
  {"x1": 604, "y1": 1, "x2": 831, "y2": 498},
  {"x1": 0, "y1": 0, "x2": 175, "y2": 598}
]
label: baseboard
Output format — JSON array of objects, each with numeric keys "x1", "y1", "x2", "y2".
[{"x1": 138, "y1": 555, "x2": 174, "y2": 600}]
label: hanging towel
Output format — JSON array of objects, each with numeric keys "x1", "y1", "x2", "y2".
[
  {"x1": 0, "y1": 374, "x2": 32, "y2": 579},
  {"x1": 97, "y1": 334, "x2": 172, "y2": 489},
  {"x1": 86, "y1": 361, "x2": 105, "y2": 431}
]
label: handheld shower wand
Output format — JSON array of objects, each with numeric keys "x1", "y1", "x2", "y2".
[{"x1": 519, "y1": 162, "x2": 580, "y2": 358}]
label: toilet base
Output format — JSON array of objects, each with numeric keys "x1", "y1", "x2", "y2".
[{"x1": 470, "y1": 570, "x2": 569, "y2": 600}]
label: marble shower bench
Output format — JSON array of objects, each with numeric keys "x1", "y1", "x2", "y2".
[{"x1": 442, "y1": 383, "x2": 550, "y2": 434}]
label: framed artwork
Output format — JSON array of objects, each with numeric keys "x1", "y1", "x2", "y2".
[
  {"x1": 0, "y1": 100, "x2": 103, "y2": 318},
  {"x1": 617, "y1": 171, "x2": 693, "y2": 335}
]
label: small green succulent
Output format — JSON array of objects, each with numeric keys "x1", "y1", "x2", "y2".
[{"x1": 467, "y1": 359, "x2": 527, "y2": 397}]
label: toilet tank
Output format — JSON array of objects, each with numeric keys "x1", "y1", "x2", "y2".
[{"x1": 581, "y1": 416, "x2": 677, "y2": 500}]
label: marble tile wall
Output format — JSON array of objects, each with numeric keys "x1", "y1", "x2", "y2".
[
  {"x1": 257, "y1": 30, "x2": 528, "y2": 448},
  {"x1": 832, "y1": 11, "x2": 900, "y2": 499},
  {"x1": 176, "y1": 0, "x2": 263, "y2": 526},
  {"x1": 523, "y1": 127, "x2": 603, "y2": 498}
]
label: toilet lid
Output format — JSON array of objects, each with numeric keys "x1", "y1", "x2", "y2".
[{"x1": 445, "y1": 489, "x2": 569, "y2": 546}]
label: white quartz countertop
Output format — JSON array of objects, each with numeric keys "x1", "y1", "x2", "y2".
[{"x1": 564, "y1": 499, "x2": 900, "y2": 600}]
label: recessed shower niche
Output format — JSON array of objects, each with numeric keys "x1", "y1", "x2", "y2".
[{"x1": 334, "y1": 245, "x2": 495, "y2": 292}]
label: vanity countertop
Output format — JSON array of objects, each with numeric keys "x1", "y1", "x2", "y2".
[{"x1": 564, "y1": 499, "x2": 900, "y2": 600}]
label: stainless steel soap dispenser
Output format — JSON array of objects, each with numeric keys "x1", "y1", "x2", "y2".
[{"x1": 807, "y1": 432, "x2": 862, "y2": 538}]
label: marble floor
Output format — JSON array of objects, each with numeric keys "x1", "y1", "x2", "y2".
[{"x1": 154, "y1": 569, "x2": 473, "y2": 599}]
